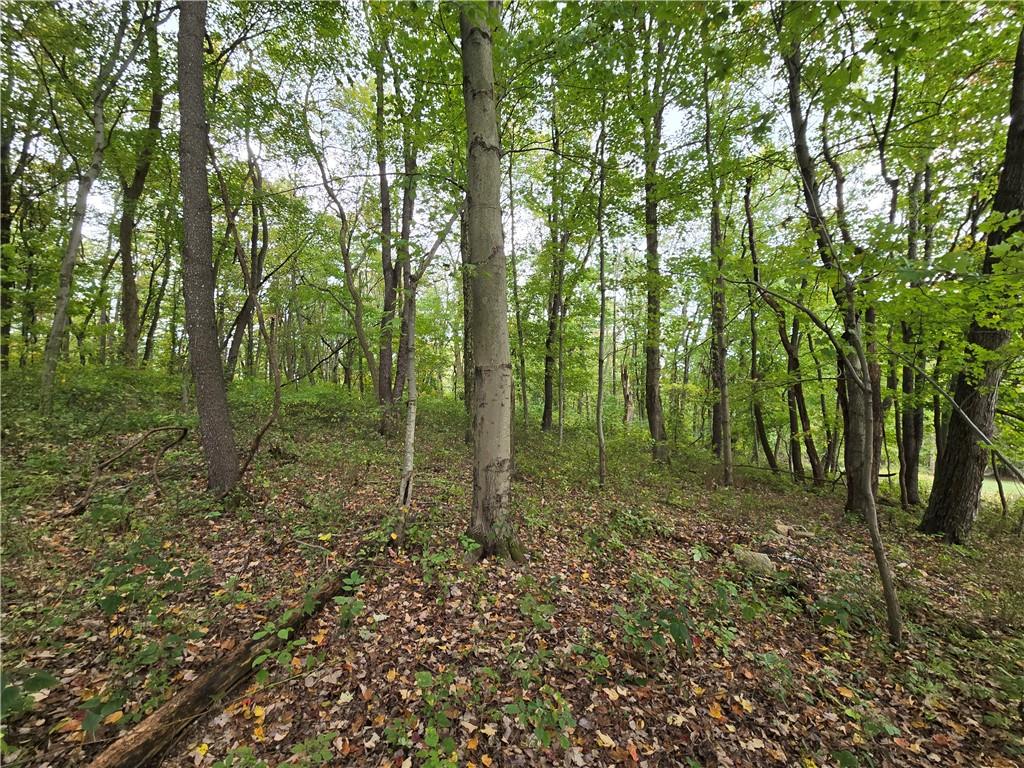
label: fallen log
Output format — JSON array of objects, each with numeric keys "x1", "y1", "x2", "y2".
[{"x1": 89, "y1": 548, "x2": 375, "y2": 768}]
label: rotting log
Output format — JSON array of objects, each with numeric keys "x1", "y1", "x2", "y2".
[{"x1": 88, "y1": 551, "x2": 374, "y2": 768}]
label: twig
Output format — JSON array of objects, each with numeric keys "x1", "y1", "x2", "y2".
[{"x1": 65, "y1": 427, "x2": 189, "y2": 516}]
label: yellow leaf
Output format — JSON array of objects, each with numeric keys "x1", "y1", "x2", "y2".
[
  {"x1": 252, "y1": 705, "x2": 266, "y2": 722},
  {"x1": 390, "y1": 532, "x2": 398, "y2": 540},
  {"x1": 253, "y1": 725, "x2": 266, "y2": 742},
  {"x1": 709, "y1": 702, "x2": 725, "y2": 720},
  {"x1": 386, "y1": 668, "x2": 398, "y2": 683},
  {"x1": 103, "y1": 710, "x2": 124, "y2": 725},
  {"x1": 837, "y1": 686, "x2": 855, "y2": 699},
  {"x1": 196, "y1": 743, "x2": 209, "y2": 757},
  {"x1": 481, "y1": 755, "x2": 493, "y2": 766},
  {"x1": 596, "y1": 731, "x2": 616, "y2": 748},
  {"x1": 667, "y1": 713, "x2": 686, "y2": 726},
  {"x1": 737, "y1": 695, "x2": 753, "y2": 713},
  {"x1": 318, "y1": 533, "x2": 333, "y2": 542},
  {"x1": 603, "y1": 687, "x2": 619, "y2": 702},
  {"x1": 109, "y1": 626, "x2": 132, "y2": 639},
  {"x1": 467, "y1": 736, "x2": 478, "y2": 750}
]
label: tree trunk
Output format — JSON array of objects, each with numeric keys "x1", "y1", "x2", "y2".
[
  {"x1": 223, "y1": 153, "x2": 268, "y2": 382},
  {"x1": 704, "y1": 71, "x2": 731, "y2": 485},
  {"x1": 374, "y1": 39, "x2": 397, "y2": 406},
  {"x1": 596, "y1": 114, "x2": 608, "y2": 485},
  {"x1": 743, "y1": 178, "x2": 778, "y2": 472},
  {"x1": 461, "y1": 2, "x2": 522, "y2": 561},
  {"x1": 920, "y1": 27, "x2": 1023, "y2": 543},
  {"x1": 177, "y1": 0, "x2": 239, "y2": 493},
  {"x1": 460, "y1": 203, "x2": 473, "y2": 419},
  {"x1": 777, "y1": 9, "x2": 901, "y2": 644},
  {"x1": 541, "y1": 101, "x2": 564, "y2": 433},
  {"x1": 621, "y1": 361, "x2": 635, "y2": 424},
  {"x1": 143, "y1": 245, "x2": 171, "y2": 363},
  {"x1": 508, "y1": 137, "x2": 528, "y2": 425},
  {"x1": 396, "y1": 283, "x2": 418, "y2": 510},
  {"x1": 643, "y1": 128, "x2": 667, "y2": 460},
  {"x1": 118, "y1": 9, "x2": 162, "y2": 366}
]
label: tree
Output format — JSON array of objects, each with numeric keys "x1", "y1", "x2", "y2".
[
  {"x1": 177, "y1": 0, "x2": 240, "y2": 493},
  {"x1": 116, "y1": 1, "x2": 163, "y2": 366},
  {"x1": 460, "y1": 1, "x2": 522, "y2": 562},
  {"x1": 35, "y1": 1, "x2": 146, "y2": 408},
  {"x1": 919, "y1": 26, "x2": 1024, "y2": 544}
]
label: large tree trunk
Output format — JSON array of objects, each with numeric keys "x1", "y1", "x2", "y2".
[
  {"x1": 177, "y1": 0, "x2": 239, "y2": 493},
  {"x1": 118, "y1": 8, "x2": 162, "y2": 366},
  {"x1": 460, "y1": 1, "x2": 522, "y2": 562},
  {"x1": 920, "y1": 28, "x2": 1023, "y2": 543}
]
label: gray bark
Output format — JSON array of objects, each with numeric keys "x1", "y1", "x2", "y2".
[
  {"x1": 177, "y1": 0, "x2": 239, "y2": 493},
  {"x1": 460, "y1": 2, "x2": 522, "y2": 561}
]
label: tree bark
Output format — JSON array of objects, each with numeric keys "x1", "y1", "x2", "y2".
[
  {"x1": 743, "y1": 178, "x2": 778, "y2": 472},
  {"x1": 460, "y1": 1, "x2": 522, "y2": 561},
  {"x1": 919, "y1": 27, "x2": 1023, "y2": 543},
  {"x1": 40, "y1": 2, "x2": 141, "y2": 408},
  {"x1": 596, "y1": 112, "x2": 608, "y2": 486},
  {"x1": 460, "y1": 202, "x2": 473, "y2": 418},
  {"x1": 703, "y1": 68, "x2": 732, "y2": 485},
  {"x1": 118, "y1": 7, "x2": 162, "y2": 365},
  {"x1": 776, "y1": 7, "x2": 901, "y2": 644},
  {"x1": 143, "y1": 242, "x2": 171, "y2": 363},
  {"x1": 373, "y1": 36, "x2": 397, "y2": 406},
  {"x1": 541, "y1": 99, "x2": 564, "y2": 432},
  {"x1": 177, "y1": 0, "x2": 239, "y2": 493},
  {"x1": 508, "y1": 134, "x2": 528, "y2": 425}
]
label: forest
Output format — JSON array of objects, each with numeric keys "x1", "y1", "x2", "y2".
[{"x1": 1, "y1": 0, "x2": 1023, "y2": 766}]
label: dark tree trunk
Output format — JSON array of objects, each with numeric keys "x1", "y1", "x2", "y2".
[
  {"x1": 920, "y1": 28, "x2": 1023, "y2": 543},
  {"x1": 143, "y1": 246, "x2": 171, "y2": 363},
  {"x1": 374, "y1": 39, "x2": 397, "y2": 406},
  {"x1": 744, "y1": 177, "x2": 778, "y2": 472},
  {"x1": 644, "y1": 164, "x2": 667, "y2": 460},
  {"x1": 119, "y1": 8, "x2": 162, "y2": 366},
  {"x1": 541, "y1": 105, "x2": 563, "y2": 432},
  {"x1": 177, "y1": 0, "x2": 239, "y2": 493}
]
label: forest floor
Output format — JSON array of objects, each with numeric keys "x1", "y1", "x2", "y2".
[{"x1": 2, "y1": 368, "x2": 1023, "y2": 768}]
